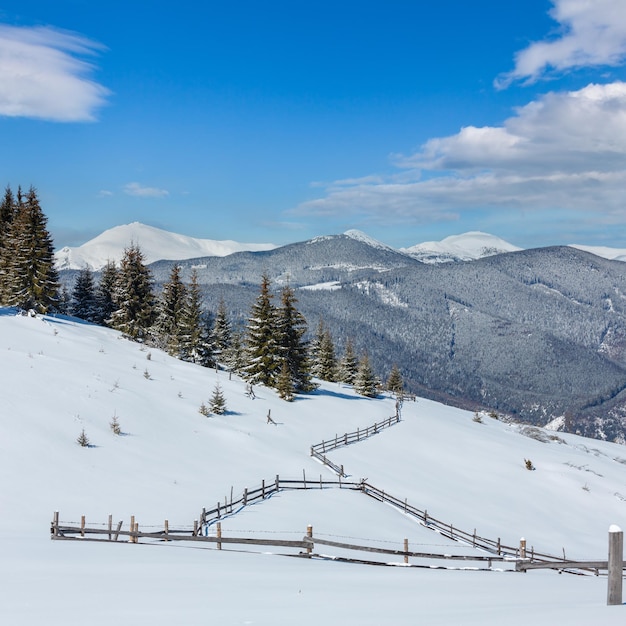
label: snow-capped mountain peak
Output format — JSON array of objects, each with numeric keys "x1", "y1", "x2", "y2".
[
  {"x1": 54, "y1": 222, "x2": 277, "y2": 271},
  {"x1": 401, "y1": 231, "x2": 522, "y2": 264},
  {"x1": 343, "y1": 229, "x2": 397, "y2": 252}
]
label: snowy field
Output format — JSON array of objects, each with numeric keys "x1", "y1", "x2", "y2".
[{"x1": 1, "y1": 308, "x2": 625, "y2": 624}]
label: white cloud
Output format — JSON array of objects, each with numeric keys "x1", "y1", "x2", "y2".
[
  {"x1": 295, "y1": 82, "x2": 626, "y2": 224},
  {"x1": 497, "y1": 0, "x2": 626, "y2": 87},
  {"x1": 0, "y1": 24, "x2": 110, "y2": 122},
  {"x1": 123, "y1": 182, "x2": 169, "y2": 198}
]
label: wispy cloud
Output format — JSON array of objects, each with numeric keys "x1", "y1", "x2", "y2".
[
  {"x1": 123, "y1": 182, "x2": 169, "y2": 198},
  {"x1": 295, "y1": 82, "x2": 626, "y2": 225},
  {"x1": 0, "y1": 23, "x2": 110, "y2": 122},
  {"x1": 496, "y1": 0, "x2": 626, "y2": 87}
]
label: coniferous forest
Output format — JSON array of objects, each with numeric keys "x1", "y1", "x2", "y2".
[{"x1": 0, "y1": 185, "x2": 401, "y2": 401}]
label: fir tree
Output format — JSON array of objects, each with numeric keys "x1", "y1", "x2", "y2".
[
  {"x1": 386, "y1": 364, "x2": 404, "y2": 395},
  {"x1": 276, "y1": 360, "x2": 295, "y2": 401},
  {"x1": 109, "y1": 244, "x2": 156, "y2": 341},
  {"x1": 243, "y1": 274, "x2": 281, "y2": 387},
  {"x1": 209, "y1": 382, "x2": 227, "y2": 414},
  {"x1": 212, "y1": 297, "x2": 232, "y2": 365},
  {"x1": 70, "y1": 268, "x2": 98, "y2": 322},
  {"x1": 354, "y1": 353, "x2": 379, "y2": 398},
  {"x1": 0, "y1": 185, "x2": 16, "y2": 303},
  {"x1": 179, "y1": 269, "x2": 206, "y2": 363},
  {"x1": 338, "y1": 337, "x2": 358, "y2": 385},
  {"x1": 317, "y1": 326, "x2": 337, "y2": 381},
  {"x1": 223, "y1": 328, "x2": 246, "y2": 373},
  {"x1": 94, "y1": 260, "x2": 118, "y2": 326},
  {"x1": 155, "y1": 264, "x2": 187, "y2": 355},
  {"x1": 1, "y1": 186, "x2": 59, "y2": 312},
  {"x1": 275, "y1": 285, "x2": 313, "y2": 392}
]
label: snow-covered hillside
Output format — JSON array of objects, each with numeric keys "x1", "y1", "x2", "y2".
[
  {"x1": 54, "y1": 222, "x2": 277, "y2": 270},
  {"x1": 401, "y1": 231, "x2": 523, "y2": 263},
  {"x1": 2, "y1": 308, "x2": 626, "y2": 624}
]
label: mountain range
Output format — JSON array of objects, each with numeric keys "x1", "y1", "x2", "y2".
[{"x1": 56, "y1": 223, "x2": 626, "y2": 442}]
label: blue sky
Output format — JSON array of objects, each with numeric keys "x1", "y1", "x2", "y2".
[{"x1": 2, "y1": 1, "x2": 626, "y2": 250}]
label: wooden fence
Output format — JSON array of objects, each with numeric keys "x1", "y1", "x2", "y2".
[{"x1": 310, "y1": 413, "x2": 401, "y2": 476}]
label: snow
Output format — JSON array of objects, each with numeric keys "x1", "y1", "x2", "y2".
[
  {"x1": 2, "y1": 308, "x2": 626, "y2": 624},
  {"x1": 402, "y1": 231, "x2": 522, "y2": 263},
  {"x1": 54, "y1": 222, "x2": 276, "y2": 270},
  {"x1": 570, "y1": 244, "x2": 626, "y2": 263}
]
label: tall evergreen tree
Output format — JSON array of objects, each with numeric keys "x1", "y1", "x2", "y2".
[
  {"x1": 243, "y1": 274, "x2": 281, "y2": 387},
  {"x1": 109, "y1": 244, "x2": 156, "y2": 341},
  {"x1": 179, "y1": 269, "x2": 207, "y2": 363},
  {"x1": 70, "y1": 268, "x2": 98, "y2": 321},
  {"x1": 276, "y1": 360, "x2": 295, "y2": 401},
  {"x1": 212, "y1": 297, "x2": 232, "y2": 365},
  {"x1": 0, "y1": 185, "x2": 17, "y2": 303},
  {"x1": 315, "y1": 324, "x2": 337, "y2": 382},
  {"x1": 155, "y1": 264, "x2": 187, "y2": 355},
  {"x1": 338, "y1": 337, "x2": 358, "y2": 385},
  {"x1": 94, "y1": 260, "x2": 118, "y2": 326},
  {"x1": 223, "y1": 328, "x2": 246, "y2": 373},
  {"x1": 2, "y1": 186, "x2": 59, "y2": 312},
  {"x1": 354, "y1": 353, "x2": 379, "y2": 398},
  {"x1": 386, "y1": 364, "x2": 404, "y2": 395},
  {"x1": 275, "y1": 285, "x2": 313, "y2": 392}
]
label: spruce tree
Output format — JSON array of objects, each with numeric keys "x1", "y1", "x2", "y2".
[
  {"x1": 386, "y1": 364, "x2": 404, "y2": 395},
  {"x1": 2, "y1": 186, "x2": 59, "y2": 312},
  {"x1": 317, "y1": 327, "x2": 337, "y2": 381},
  {"x1": 354, "y1": 353, "x2": 379, "y2": 398},
  {"x1": 70, "y1": 268, "x2": 98, "y2": 322},
  {"x1": 209, "y1": 382, "x2": 227, "y2": 414},
  {"x1": 223, "y1": 328, "x2": 246, "y2": 373},
  {"x1": 338, "y1": 337, "x2": 358, "y2": 385},
  {"x1": 155, "y1": 264, "x2": 187, "y2": 355},
  {"x1": 109, "y1": 243, "x2": 156, "y2": 341},
  {"x1": 212, "y1": 297, "x2": 232, "y2": 365},
  {"x1": 276, "y1": 285, "x2": 313, "y2": 392},
  {"x1": 243, "y1": 274, "x2": 281, "y2": 387},
  {"x1": 179, "y1": 269, "x2": 205, "y2": 363},
  {"x1": 94, "y1": 260, "x2": 118, "y2": 326},
  {"x1": 276, "y1": 360, "x2": 295, "y2": 401}
]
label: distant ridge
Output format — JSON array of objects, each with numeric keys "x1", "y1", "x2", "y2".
[{"x1": 54, "y1": 222, "x2": 277, "y2": 270}]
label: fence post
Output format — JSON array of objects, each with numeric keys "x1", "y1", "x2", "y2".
[
  {"x1": 130, "y1": 516, "x2": 135, "y2": 543},
  {"x1": 608, "y1": 525, "x2": 623, "y2": 606},
  {"x1": 404, "y1": 538, "x2": 409, "y2": 564},
  {"x1": 262, "y1": 479, "x2": 265, "y2": 499},
  {"x1": 164, "y1": 519, "x2": 169, "y2": 542},
  {"x1": 303, "y1": 468, "x2": 307, "y2": 489},
  {"x1": 52, "y1": 511, "x2": 59, "y2": 537},
  {"x1": 276, "y1": 474, "x2": 280, "y2": 491},
  {"x1": 306, "y1": 525, "x2": 313, "y2": 555},
  {"x1": 194, "y1": 520, "x2": 198, "y2": 537},
  {"x1": 81, "y1": 515, "x2": 85, "y2": 538},
  {"x1": 217, "y1": 521, "x2": 222, "y2": 550},
  {"x1": 108, "y1": 514, "x2": 113, "y2": 541},
  {"x1": 519, "y1": 537, "x2": 527, "y2": 560},
  {"x1": 243, "y1": 488, "x2": 248, "y2": 505}
]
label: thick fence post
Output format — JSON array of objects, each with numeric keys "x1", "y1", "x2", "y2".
[
  {"x1": 520, "y1": 537, "x2": 527, "y2": 560},
  {"x1": 129, "y1": 516, "x2": 135, "y2": 543},
  {"x1": 52, "y1": 511, "x2": 59, "y2": 537},
  {"x1": 404, "y1": 538, "x2": 409, "y2": 564},
  {"x1": 108, "y1": 514, "x2": 113, "y2": 541},
  {"x1": 306, "y1": 525, "x2": 313, "y2": 555},
  {"x1": 217, "y1": 521, "x2": 222, "y2": 550},
  {"x1": 608, "y1": 525, "x2": 623, "y2": 606}
]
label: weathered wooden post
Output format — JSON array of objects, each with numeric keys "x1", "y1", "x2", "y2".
[
  {"x1": 130, "y1": 516, "x2": 135, "y2": 543},
  {"x1": 306, "y1": 524, "x2": 313, "y2": 555},
  {"x1": 608, "y1": 525, "x2": 623, "y2": 606},
  {"x1": 164, "y1": 519, "x2": 169, "y2": 542},
  {"x1": 519, "y1": 537, "x2": 527, "y2": 559},
  {"x1": 217, "y1": 521, "x2": 222, "y2": 550},
  {"x1": 243, "y1": 488, "x2": 248, "y2": 505},
  {"x1": 404, "y1": 538, "x2": 409, "y2": 564},
  {"x1": 108, "y1": 514, "x2": 113, "y2": 541},
  {"x1": 80, "y1": 515, "x2": 85, "y2": 538},
  {"x1": 52, "y1": 511, "x2": 59, "y2": 538},
  {"x1": 193, "y1": 520, "x2": 198, "y2": 537}
]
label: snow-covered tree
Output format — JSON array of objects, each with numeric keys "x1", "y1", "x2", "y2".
[
  {"x1": 312, "y1": 322, "x2": 337, "y2": 382},
  {"x1": 275, "y1": 285, "x2": 313, "y2": 392},
  {"x1": 155, "y1": 264, "x2": 187, "y2": 355},
  {"x1": 386, "y1": 364, "x2": 404, "y2": 395},
  {"x1": 70, "y1": 268, "x2": 98, "y2": 322},
  {"x1": 94, "y1": 260, "x2": 118, "y2": 326},
  {"x1": 243, "y1": 274, "x2": 281, "y2": 387},
  {"x1": 109, "y1": 244, "x2": 156, "y2": 341},
  {"x1": 212, "y1": 297, "x2": 232, "y2": 365},
  {"x1": 338, "y1": 337, "x2": 358, "y2": 385},
  {"x1": 209, "y1": 382, "x2": 227, "y2": 414},
  {"x1": 354, "y1": 353, "x2": 379, "y2": 398},
  {"x1": 1, "y1": 186, "x2": 59, "y2": 312},
  {"x1": 276, "y1": 360, "x2": 295, "y2": 401},
  {"x1": 179, "y1": 269, "x2": 207, "y2": 364}
]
